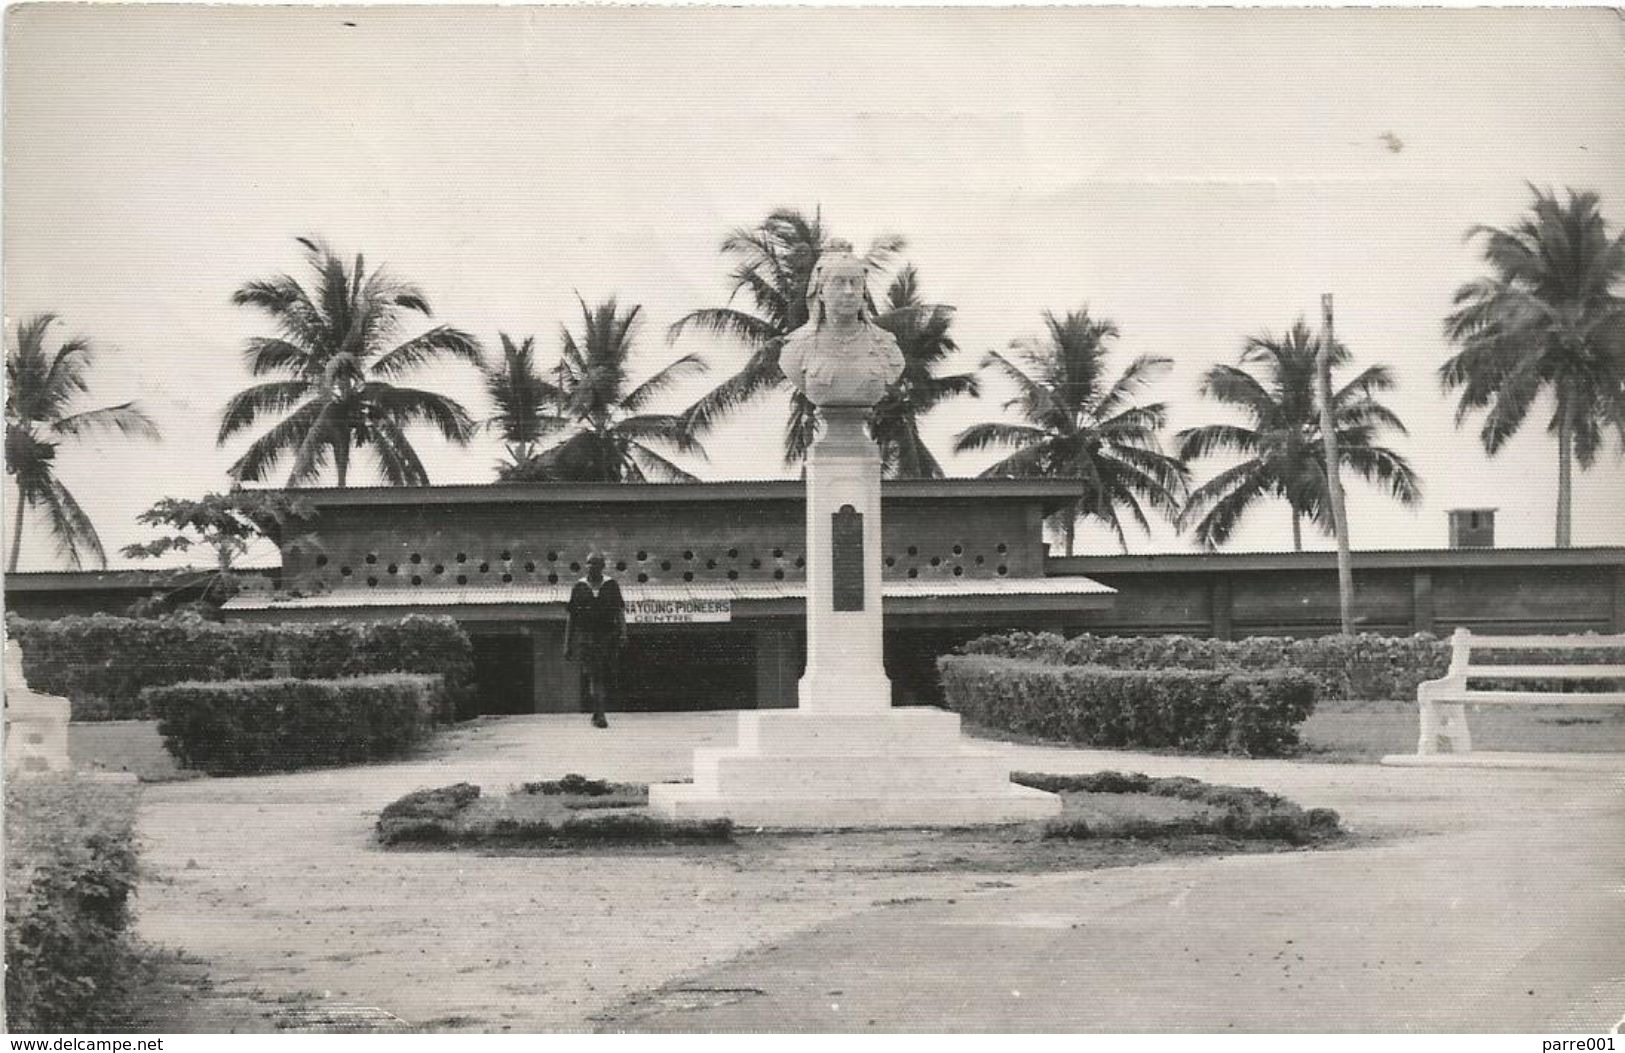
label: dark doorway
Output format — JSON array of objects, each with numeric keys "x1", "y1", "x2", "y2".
[
  {"x1": 470, "y1": 633, "x2": 535, "y2": 716},
  {"x1": 617, "y1": 629, "x2": 756, "y2": 711}
]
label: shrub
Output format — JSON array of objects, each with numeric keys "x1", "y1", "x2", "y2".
[
  {"x1": 961, "y1": 630, "x2": 1451, "y2": 701},
  {"x1": 6, "y1": 613, "x2": 474, "y2": 721},
  {"x1": 522, "y1": 774, "x2": 639, "y2": 797},
  {"x1": 5, "y1": 782, "x2": 142, "y2": 1032},
  {"x1": 375, "y1": 782, "x2": 732, "y2": 847},
  {"x1": 145, "y1": 674, "x2": 444, "y2": 775},
  {"x1": 1012, "y1": 770, "x2": 1342, "y2": 844},
  {"x1": 939, "y1": 656, "x2": 1317, "y2": 756}
]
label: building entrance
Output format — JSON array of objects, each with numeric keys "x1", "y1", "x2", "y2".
[
  {"x1": 617, "y1": 628, "x2": 756, "y2": 711},
  {"x1": 470, "y1": 633, "x2": 536, "y2": 716}
]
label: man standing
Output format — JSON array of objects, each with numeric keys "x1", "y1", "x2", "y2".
[{"x1": 564, "y1": 551, "x2": 626, "y2": 729}]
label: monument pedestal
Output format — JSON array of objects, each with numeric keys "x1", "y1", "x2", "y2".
[
  {"x1": 649, "y1": 407, "x2": 1060, "y2": 828},
  {"x1": 4, "y1": 637, "x2": 72, "y2": 779}
]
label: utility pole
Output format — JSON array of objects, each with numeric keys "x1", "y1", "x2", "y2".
[{"x1": 1319, "y1": 293, "x2": 1355, "y2": 635}]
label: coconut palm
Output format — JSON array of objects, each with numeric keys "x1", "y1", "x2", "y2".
[
  {"x1": 954, "y1": 308, "x2": 1188, "y2": 555},
  {"x1": 1441, "y1": 186, "x2": 1625, "y2": 547},
  {"x1": 481, "y1": 332, "x2": 568, "y2": 475},
  {"x1": 503, "y1": 297, "x2": 708, "y2": 482},
  {"x1": 5, "y1": 314, "x2": 161, "y2": 571},
  {"x1": 218, "y1": 237, "x2": 484, "y2": 487},
  {"x1": 668, "y1": 207, "x2": 905, "y2": 465},
  {"x1": 1178, "y1": 319, "x2": 1421, "y2": 550},
  {"x1": 869, "y1": 265, "x2": 979, "y2": 478}
]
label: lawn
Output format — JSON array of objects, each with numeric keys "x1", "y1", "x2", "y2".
[{"x1": 1296, "y1": 697, "x2": 1625, "y2": 762}]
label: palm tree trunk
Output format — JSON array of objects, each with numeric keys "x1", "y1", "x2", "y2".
[
  {"x1": 8, "y1": 483, "x2": 25, "y2": 573},
  {"x1": 1291, "y1": 511, "x2": 1302, "y2": 552},
  {"x1": 1556, "y1": 409, "x2": 1572, "y2": 548},
  {"x1": 334, "y1": 442, "x2": 349, "y2": 488}
]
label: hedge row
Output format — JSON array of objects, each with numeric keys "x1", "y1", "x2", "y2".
[
  {"x1": 961, "y1": 631, "x2": 1449, "y2": 701},
  {"x1": 6, "y1": 613, "x2": 474, "y2": 720},
  {"x1": 145, "y1": 674, "x2": 445, "y2": 775},
  {"x1": 5, "y1": 782, "x2": 142, "y2": 1032},
  {"x1": 938, "y1": 655, "x2": 1318, "y2": 757},
  {"x1": 374, "y1": 780, "x2": 731, "y2": 847}
]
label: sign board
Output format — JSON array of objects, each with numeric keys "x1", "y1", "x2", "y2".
[
  {"x1": 831, "y1": 504, "x2": 865, "y2": 611},
  {"x1": 625, "y1": 597, "x2": 732, "y2": 624}
]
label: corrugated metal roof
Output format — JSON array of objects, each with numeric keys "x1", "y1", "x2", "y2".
[{"x1": 222, "y1": 575, "x2": 1115, "y2": 612}]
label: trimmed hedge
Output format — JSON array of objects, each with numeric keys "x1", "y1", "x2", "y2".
[
  {"x1": 145, "y1": 673, "x2": 444, "y2": 775},
  {"x1": 5, "y1": 782, "x2": 142, "y2": 1032},
  {"x1": 961, "y1": 630, "x2": 1449, "y2": 701},
  {"x1": 6, "y1": 613, "x2": 474, "y2": 720},
  {"x1": 939, "y1": 655, "x2": 1317, "y2": 756}
]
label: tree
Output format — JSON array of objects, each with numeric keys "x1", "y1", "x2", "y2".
[
  {"x1": 869, "y1": 266, "x2": 980, "y2": 478},
  {"x1": 6, "y1": 313, "x2": 160, "y2": 571},
  {"x1": 1441, "y1": 186, "x2": 1625, "y2": 547},
  {"x1": 502, "y1": 297, "x2": 708, "y2": 482},
  {"x1": 120, "y1": 488, "x2": 316, "y2": 616},
  {"x1": 954, "y1": 308, "x2": 1188, "y2": 555},
  {"x1": 481, "y1": 332, "x2": 568, "y2": 475},
  {"x1": 218, "y1": 236, "x2": 484, "y2": 487},
  {"x1": 1178, "y1": 319, "x2": 1421, "y2": 551},
  {"x1": 668, "y1": 207, "x2": 905, "y2": 465}
]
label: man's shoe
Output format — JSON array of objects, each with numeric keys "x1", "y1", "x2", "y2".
[{"x1": 592, "y1": 714, "x2": 609, "y2": 729}]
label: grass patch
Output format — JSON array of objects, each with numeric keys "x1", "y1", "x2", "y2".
[
  {"x1": 1294, "y1": 697, "x2": 1625, "y2": 762},
  {"x1": 375, "y1": 775, "x2": 730, "y2": 847}
]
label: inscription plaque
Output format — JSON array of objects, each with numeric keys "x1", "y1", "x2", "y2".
[{"x1": 831, "y1": 504, "x2": 864, "y2": 611}]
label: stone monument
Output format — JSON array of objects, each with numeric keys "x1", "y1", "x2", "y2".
[
  {"x1": 4, "y1": 635, "x2": 72, "y2": 778},
  {"x1": 649, "y1": 244, "x2": 1060, "y2": 826}
]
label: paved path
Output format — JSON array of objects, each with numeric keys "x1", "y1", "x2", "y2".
[{"x1": 131, "y1": 712, "x2": 1625, "y2": 1032}]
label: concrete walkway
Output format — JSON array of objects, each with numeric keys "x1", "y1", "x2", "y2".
[{"x1": 132, "y1": 712, "x2": 1625, "y2": 1032}]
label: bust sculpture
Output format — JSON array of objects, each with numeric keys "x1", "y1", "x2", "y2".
[{"x1": 778, "y1": 241, "x2": 905, "y2": 408}]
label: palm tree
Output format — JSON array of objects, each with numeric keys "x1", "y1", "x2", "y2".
[
  {"x1": 503, "y1": 297, "x2": 708, "y2": 482},
  {"x1": 953, "y1": 308, "x2": 1188, "y2": 555},
  {"x1": 1178, "y1": 319, "x2": 1421, "y2": 551},
  {"x1": 6, "y1": 314, "x2": 160, "y2": 571},
  {"x1": 218, "y1": 237, "x2": 484, "y2": 487},
  {"x1": 1441, "y1": 186, "x2": 1625, "y2": 547},
  {"x1": 481, "y1": 332, "x2": 567, "y2": 475},
  {"x1": 869, "y1": 266, "x2": 980, "y2": 478},
  {"x1": 668, "y1": 207, "x2": 905, "y2": 465}
]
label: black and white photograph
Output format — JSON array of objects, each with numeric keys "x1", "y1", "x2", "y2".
[{"x1": 3, "y1": 3, "x2": 1623, "y2": 1038}]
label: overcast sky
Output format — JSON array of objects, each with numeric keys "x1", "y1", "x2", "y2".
[{"x1": 5, "y1": 5, "x2": 1623, "y2": 571}]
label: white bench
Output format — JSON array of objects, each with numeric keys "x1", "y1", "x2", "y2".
[{"x1": 1416, "y1": 627, "x2": 1625, "y2": 754}]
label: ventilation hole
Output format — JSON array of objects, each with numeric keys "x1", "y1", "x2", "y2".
[
  {"x1": 411, "y1": 575, "x2": 422, "y2": 586},
  {"x1": 637, "y1": 550, "x2": 648, "y2": 561},
  {"x1": 433, "y1": 563, "x2": 445, "y2": 575},
  {"x1": 660, "y1": 560, "x2": 671, "y2": 571},
  {"x1": 366, "y1": 576, "x2": 378, "y2": 587},
  {"x1": 975, "y1": 555, "x2": 985, "y2": 565},
  {"x1": 907, "y1": 567, "x2": 919, "y2": 579},
  {"x1": 996, "y1": 543, "x2": 1008, "y2": 554},
  {"x1": 885, "y1": 556, "x2": 896, "y2": 567},
  {"x1": 479, "y1": 562, "x2": 490, "y2": 573},
  {"x1": 795, "y1": 556, "x2": 805, "y2": 568},
  {"x1": 997, "y1": 565, "x2": 1009, "y2": 575},
  {"x1": 750, "y1": 558, "x2": 762, "y2": 569},
  {"x1": 906, "y1": 545, "x2": 918, "y2": 556},
  {"x1": 682, "y1": 571, "x2": 694, "y2": 582},
  {"x1": 706, "y1": 559, "x2": 717, "y2": 570},
  {"x1": 546, "y1": 551, "x2": 558, "y2": 562},
  {"x1": 952, "y1": 544, "x2": 963, "y2": 555},
  {"x1": 410, "y1": 553, "x2": 422, "y2": 564},
  {"x1": 387, "y1": 563, "x2": 398, "y2": 574},
  {"x1": 340, "y1": 566, "x2": 353, "y2": 577},
  {"x1": 616, "y1": 560, "x2": 627, "y2": 572},
  {"x1": 524, "y1": 561, "x2": 536, "y2": 573},
  {"x1": 315, "y1": 554, "x2": 329, "y2": 567},
  {"x1": 500, "y1": 550, "x2": 511, "y2": 562},
  {"x1": 285, "y1": 544, "x2": 300, "y2": 558},
  {"x1": 727, "y1": 569, "x2": 739, "y2": 581},
  {"x1": 773, "y1": 569, "x2": 785, "y2": 580},
  {"x1": 570, "y1": 562, "x2": 581, "y2": 572},
  {"x1": 456, "y1": 553, "x2": 467, "y2": 563},
  {"x1": 727, "y1": 547, "x2": 739, "y2": 558},
  {"x1": 547, "y1": 573, "x2": 559, "y2": 585},
  {"x1": 929, "y1": 556, "x2": 941, "y2": 567},
  {"x1": 637, "y1": 573, "x2": 649, "y2": 584},
  {"x1": 365, "y1": 553, "x2": 377, "y2": 565},
  {"x1": 501, "y1": 573, "x2": 513, "y2": 584},
  {"x1": 683, "y1": 550, "x2": 694, "y2": 561},
  {"x1": 772, "y1": 547, "x2": 783, "y2": 558},
  {"x1": 953, "y1": 565, "x2": 964, "y2": 577},
  {"x1": 457, "y1": 574, "x2": 468, "y2": 585}
]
